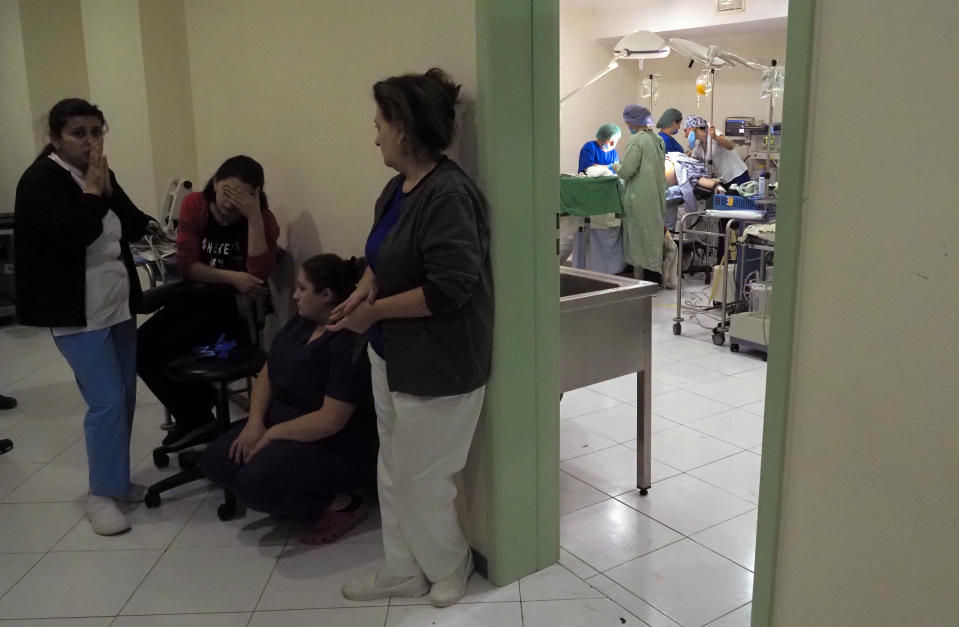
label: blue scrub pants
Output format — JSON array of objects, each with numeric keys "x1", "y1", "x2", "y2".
[{"x1": 53, "y1": 319, "x2": 137, "y2": 497}]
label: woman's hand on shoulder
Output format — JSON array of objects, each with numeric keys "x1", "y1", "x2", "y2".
[
  {"x1": 329, "y1": 272, "x2": 377, "y2": 323},
  {"x1": 326, "y1": 300, "x2": 378, "y2": 334},
  {"x1": 229, "y1": 421, "x2": 267, "y2": 465}
]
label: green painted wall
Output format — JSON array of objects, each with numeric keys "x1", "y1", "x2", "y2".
[
  {"x1": 472, "y1": 0, "x2": 560, "y2": 584},
  {"x1": 751, "y1": 1, "x2": 814, "y2": 625}
]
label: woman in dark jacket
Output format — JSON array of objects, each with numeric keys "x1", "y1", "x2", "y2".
[
  {"x1": 332, "y1": 68, "x2": 493, "y2": 608},
  {"x1": 14, "y1": 98, "x2": 153, "y2": 536}
]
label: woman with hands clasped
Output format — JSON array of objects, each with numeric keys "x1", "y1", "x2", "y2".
[
  {"x1": 334, "y1": 68, "x2": 493, "y2": 609},
  {"x1": 14, "y1": 98, "x2": 154, "y2": 535},
  {"x1": 136, "y1": 156, "x2": 280, "y2": 450},
  {"x1": 199, "y1": 254, "x2": 377, "y2": 543}
]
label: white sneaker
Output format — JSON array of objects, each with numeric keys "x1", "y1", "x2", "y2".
[
  {"x1": 115, "y1": 483, "x2": 147, "y2": 504},
  {"x1": 85, "y1": 495, "x2": 131, "y2": 536},
  {"x1": 342, "y1": 570, "x2": 430, "y2": 601},
  {"x1": 429, "y1": 550, "x2": 474, "y2": 608}
]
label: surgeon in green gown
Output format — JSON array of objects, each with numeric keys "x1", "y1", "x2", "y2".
[{"x1": 614, "y1": 104, "x2": 666, "y2": 278}]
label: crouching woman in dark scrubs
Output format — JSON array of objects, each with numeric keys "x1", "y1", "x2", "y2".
[{"x1": 200, "y1": 254, "x2": 377, "y2": 543}]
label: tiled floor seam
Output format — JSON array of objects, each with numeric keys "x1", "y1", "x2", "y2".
[
  {"x1": 517, "y1": 578, "x2": 524, "y2": 626},
  {"x1": 703, "y1": 600, "x2": 752, "y2": 625},
  {"x1": 685, "y1": 535, "x2": 755, "y2": 573},
  {"x1": 610, "y1": 491, "x2": 752, "y2": 542},
  {"x1": 4, "y1": 502, "x2": 89, "y2": 609},
  {"x1": 114, "y1": 540, "x2": 172, "y2": 618},
  {"x1": 593, "y1": 571, "x2": 684, "y2": 627},
  {"x1": 249, "y1": 535, "x2": 285, "y2": 613}
]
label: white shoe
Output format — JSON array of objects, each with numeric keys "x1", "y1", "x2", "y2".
[
  {"x1": 85, "y1": 495, "x2": 131, "y2": 536},
  {"x1": 342, "y1": 570, "x2": 430, "y2": 601},
  {"x1": 429, "y1": 550, "x2": 474, "y2": 608},
  {"x1": 115, "y1": 483, "x2": 147, "y2": 504}
]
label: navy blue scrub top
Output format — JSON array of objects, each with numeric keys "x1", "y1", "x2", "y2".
[
  {"x1": 265, "y1": 315, "x2": 375, "y2": 451},
  {"x1": 364, "y1": 183, "x2": 405, "y2": 358},
  {"x1": 659, "y1": 131, "x2": 685, "y2": 154},
  {"x1": 578, "y1": 141, "x2": 619, "y2": 173}
]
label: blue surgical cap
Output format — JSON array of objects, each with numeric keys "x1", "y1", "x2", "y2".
[
  {"x1": 684, "y1": 114, "x2": 708, "y2": 129},
  {"x1": 596, "y1": 123, "x2": 621, "y2": 141},
  {"x1": 623, "y1": 104, "x2": 654, "y2": 127}
]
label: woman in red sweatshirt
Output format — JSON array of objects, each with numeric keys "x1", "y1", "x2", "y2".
[{"x1": 137, "y1": 155, "x2": 279, "y2": 449}]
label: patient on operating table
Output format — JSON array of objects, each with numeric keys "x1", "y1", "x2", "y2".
[{"x1": 665, "y1": 154, "x2": 723, "y2": 193}]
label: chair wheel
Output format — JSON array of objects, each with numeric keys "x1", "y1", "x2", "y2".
[
  {"x1": 730, "y1": 343, "x2": 740, "y2": 352},
  {"x1": 153, "y1": 450, "x2": 169, "y2": 468},
  {"x1": 712, "y1": 332, "x2": 726, "y2": 346},
  {"x1": 672, "y1": 322, "x2": 682, "y2": 335},
  {"x1": 144, "y1": 492, "x2": 161, "y2": 509},
  {"x1": 639, "y1": 488, "x2": 649, "y2": 496},
  {"x1": 217, "y1": 503, "x2": 237, "y2": 521}
]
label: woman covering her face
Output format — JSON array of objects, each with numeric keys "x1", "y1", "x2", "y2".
[{"x1": 14, "y1": 98, "x2": 154, "y2": 536}]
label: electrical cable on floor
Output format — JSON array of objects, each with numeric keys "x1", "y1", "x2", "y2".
[{"x1": 680, "y1": 284, "x2": 722, "y2": 330}]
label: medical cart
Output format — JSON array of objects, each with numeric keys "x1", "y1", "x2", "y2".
[{"x1": 672, "y1": 194, "x2": 775, "y2": 346}]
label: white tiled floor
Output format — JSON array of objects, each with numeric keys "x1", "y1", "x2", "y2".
[{"x1": 0, "y1": 278, "x2": 763, "y2": 626}]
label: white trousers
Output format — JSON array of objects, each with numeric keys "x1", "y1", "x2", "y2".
[{"x1": 368, "y1": 346, "x2": 485, "y2": 582}]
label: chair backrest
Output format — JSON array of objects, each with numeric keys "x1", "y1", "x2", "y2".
[{"x1": 238, "y1": 292, "x2": 273, "y2": 349}]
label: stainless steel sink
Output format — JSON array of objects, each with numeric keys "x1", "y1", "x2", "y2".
[{"x1": 560, "y1": 267, "x2": 658, "y2": 493}]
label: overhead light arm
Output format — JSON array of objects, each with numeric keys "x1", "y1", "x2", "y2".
[
  {"x1": 560, "y1": 56, "x2": 624, "y2": 105},
  {"x1": 560, "y1": 30, "x2": 672, "y2": 107}
]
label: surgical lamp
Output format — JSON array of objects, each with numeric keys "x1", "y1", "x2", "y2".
[{"x1": 560, "y1": 30, "x2": 669, "y2": 106}]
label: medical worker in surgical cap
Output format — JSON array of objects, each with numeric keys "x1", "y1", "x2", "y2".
[
  {"x1": 578, "y1": 123, "x2": 621, "y2": 173},
  {"x1": 614, "y1": 104, "x2": 666, "y2": 278}
]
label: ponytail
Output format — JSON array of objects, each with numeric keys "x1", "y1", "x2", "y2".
[{"x1": 301, "y1": 253, "x2": 367, "y2": 305}]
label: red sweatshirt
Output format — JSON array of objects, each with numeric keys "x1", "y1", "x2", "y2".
[{"x1": 175, "y1": 192, "x2": 279, "y2": 281}]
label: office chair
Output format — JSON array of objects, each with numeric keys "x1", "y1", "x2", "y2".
[{"x1": 136, "y1": 281, "x2": 271, "y2": 520}]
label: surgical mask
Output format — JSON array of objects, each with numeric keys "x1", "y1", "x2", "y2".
[
  {"x1": 671, "y1": 126, "x2": 679, "y2": 135},
  {"x1": 629, "y1": 128, "x2": 639, "y2": 135},
  {"x1": 600, "y1": 143, "x2": 612, "y2": 152},
  {"x1": 687, "y1": 132, "x2": 697, "y2": 149}
]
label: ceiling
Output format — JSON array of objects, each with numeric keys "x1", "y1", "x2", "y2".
[{"x1": 656, "y1": 16, "x2": 787, "y2": 40}]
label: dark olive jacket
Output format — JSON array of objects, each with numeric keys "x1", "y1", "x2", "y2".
[
  {"x1": 373, "y1": 158, "x2": 493, "y2": 396},
  {"x1": 14, "y1": 156, "x2": 152, "y2": 327}
]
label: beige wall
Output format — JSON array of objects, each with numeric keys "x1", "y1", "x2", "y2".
[
  {"x1": 80, "y1": 0, "x2": 158, "y2": 216},
  {"x1": 17, "y1": 0, "x2": 90, "y2": 151},
  {"x1": 183, "y1": 0, "x2": 477, "y2": 266},
  {"x1": 139, "y1": 0, "x2": 199, "y2": 212},
  {"x1": 0, "y1": 1, "x2": 37, "y2": 214},
  {"x1": 771, "y1": 1, "x2": 959, "y2": 625},
  {"x1": 559, "y1": 5, "x2": 641, "y2": 174}
]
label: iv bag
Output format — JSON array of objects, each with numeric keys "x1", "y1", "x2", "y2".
[
  {"x1": 695, "y1": 69, "x2": 712, "y2": 106},
  {"x1": 761, "y1": 67, "x2": 785, "y2": 100},
  {"x1": 641, "y1": 77, "x2": 659, "y2": 102}
]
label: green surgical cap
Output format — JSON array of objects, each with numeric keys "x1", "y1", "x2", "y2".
[
  {"x1": 656, "y1": 108, "x2": 683, "y2": 129},
  {"x1": 596, "y1": 123, "x2": 621, "y2": 141}
]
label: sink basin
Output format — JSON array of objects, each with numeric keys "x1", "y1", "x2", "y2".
[
  {"x1": 559, "y1": 266, "x2": 658, "y2": 492},
  {"x1": 560, "y1": 267, "x2": 657, "y2": 391}
]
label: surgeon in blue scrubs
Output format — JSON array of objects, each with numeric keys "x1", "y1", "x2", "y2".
[
  {"x1": 578, "y1": 123, "x2": 621, "y2": 173},
  {"x1": 657, "y1": 108, "x2": 685, "y2": 154}
]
